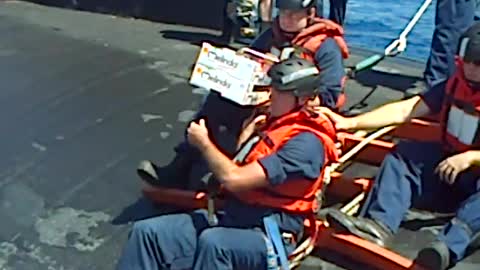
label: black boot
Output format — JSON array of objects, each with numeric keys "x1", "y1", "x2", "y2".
[
  {"x1": 137, "y1": 154, "x2": 193, "y2": 189},
  {"x1": 415, "y1": 241, "x2": 451, "y2": 270},
  {"x1": 325, "y1": 208, "x2": 393, "y2": 247}
]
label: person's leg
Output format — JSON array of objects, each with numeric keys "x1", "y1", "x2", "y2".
[
  {"x1": 326, "y1": 142, "x2": 446, "y2": 246},
  {"x1": 415, "y1": 170, "x2": 480, "y2": 270},
  {"x1": 316, "y1": 0, "x2": 324, "y2": 18},
  {"x1": 116, "y1": 210, "x2": 209, "y2": 270},
  {"x1": 165, "y1": 92, "x2": 255, "y2": 159},
  {"x1": 221, "y1": 0, "x2": 236, "y2": 44},
  {"x1": 138, "y1": 92, "x2": 254, "y2": 188},
  {"x1": 259, "y1": 0, "x2": 273, "y2": 33},
  {"x1": 328, "y1": 0, "x2": 348, "y2": 26},
  {"x1": 424, "y1": 0, "x2": 476, "y2": 89},
  {"x1": 194, "y1": 92, "x2": 255, "y2": 150},
  {"x1": 360, "y1": 142, "x2": 444, "y2": 232},
  {"x1": 441, "y1": 174, "x2": 480, "y2": 259},
  {"x1": 192, "y1": 227, "x2": 268, "y2": 270}
]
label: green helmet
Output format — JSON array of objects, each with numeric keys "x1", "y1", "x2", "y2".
[{"x1": 267, "y1": 57, "x2": 321, "y2": 97}]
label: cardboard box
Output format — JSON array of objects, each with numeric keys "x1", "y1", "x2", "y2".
[{"x1": 189, "y1": 42, "x2": 274, "y2": 106}]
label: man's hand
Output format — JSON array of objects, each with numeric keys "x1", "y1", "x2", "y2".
[
  {"x1": 238, "y1": 114, "x2": 267, "y2": 147},
  {"x1": 187, "y1": 119, "x2": 210, "y2": 149},
  {"x1": 313, "y1": 106, "x2": 356, "y2": 131},
  {"x1": 249, "y1": 91, "x2": 271, "y2": 105},
  {"x1": 435, "y1": 152, "x2": 475, "y2": 185}
]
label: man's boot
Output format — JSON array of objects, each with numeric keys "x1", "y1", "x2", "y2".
[
  {"x1": 137, "y1": 154, "x2": 193, "y2": 189},
  {"x1": 325, "y1": 208, "x2": 393, "y2": 247},
  {"x1": 415, "y1": 241, "x2": 451, "y2": 270}
]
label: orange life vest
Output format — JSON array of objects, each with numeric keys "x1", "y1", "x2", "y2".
[
  {"x1": 440, "y1": 59, "x2": 480, "y2": 153},
  {"x1": 271, "y1": 17, "x2": 349, "y2": 109},
  {"x1": 291, "y1": 18, "x2": 349, "y2": 60},
  {"x1": 232, "y1": 109, "x2": 339, "y2": 214}
]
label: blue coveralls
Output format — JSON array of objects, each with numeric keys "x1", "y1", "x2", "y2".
[
  {"x1": 176, "y1": 32, "x2": 345, "y2": 160},
  {"x1": 359, "y1": 81, "x2": 480, "y2": 264},
  {"x1": 116, "y1": 132, "x2": 325, "y2": 270},
  {"x1": 316, "y1": 0, "x2": 349, "y2": 26},
  {"x1": 424, "y1": 0, "x2": 479, "y2": 89}
]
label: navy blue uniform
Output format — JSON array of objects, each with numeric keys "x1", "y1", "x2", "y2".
[
  {"x1": 358, "y1": 84, "x2": 480, "y2": 264},
  {"x1": 117, "y1": 132, "x2": 325, "y2": 270},
  {"x1": 316, "y1": 0, "x2": 349, "y2": 26}
]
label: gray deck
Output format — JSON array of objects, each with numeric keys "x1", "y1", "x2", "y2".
[{"x1": 0, "y1": 1, "x2": 478, "y2": 269}]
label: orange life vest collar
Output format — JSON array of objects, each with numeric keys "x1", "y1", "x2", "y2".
[
  {"x1": 292, "y1": 17, "x2": 349, "y2": 59},
  {"x1": 271, "y1": 17, "x2": 349, "y2": 59}
]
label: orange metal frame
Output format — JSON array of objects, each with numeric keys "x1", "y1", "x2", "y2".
[{"x1": 141, "y1": 118, "x2": 441, "y2": 270}]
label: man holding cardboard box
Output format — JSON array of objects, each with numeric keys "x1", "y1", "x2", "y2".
[{"x1": 137, "y1": 0, "x2": 348, "y2": 190}]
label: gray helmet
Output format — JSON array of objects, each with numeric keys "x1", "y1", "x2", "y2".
[
  {"x1": 267, "y1": 57, "x2": 321, "y2": 97},
  {"x1": 276, "y1": 0, "x2": 316, "y2": 10},
  {"x1": 458, "y1": 22, "x2": 480, "y2": 63}
]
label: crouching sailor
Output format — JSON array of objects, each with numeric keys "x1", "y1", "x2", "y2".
[{"x1": 116, "y1": 58, "x2": 338, "y2": 270}]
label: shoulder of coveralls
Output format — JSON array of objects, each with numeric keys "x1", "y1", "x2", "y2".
[
  {"x1": 313, "y1": 38, "x2": 344, "y2": 73},
  {"x1": 314, "y1": 37, "x2": 345, "y2": 108},
  {"x1": 420, "y1": 80, "x2": 448, "y2": 115},
  {"x1": 249, "y1": 28, "x2": 274, "y2": 51},
  {"x1": 258, "y1": 132, "x2": 325, "y2": 186}
]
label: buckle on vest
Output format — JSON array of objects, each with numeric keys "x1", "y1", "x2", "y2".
[
  {"x1": 282, "y1": 232, "x2": 297, "y2": 247},
  {"x1": 261, "y1": 133, "x2": 275, "y2": 148}
]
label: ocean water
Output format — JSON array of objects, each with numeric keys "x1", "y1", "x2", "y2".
[{"x1": 337, "y1": 0, "x2": 436, "y2": 61}]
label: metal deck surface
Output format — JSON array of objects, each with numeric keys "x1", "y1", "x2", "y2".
[{"x1": 0, "y1": 1, "x2": 478, "y2": 269}]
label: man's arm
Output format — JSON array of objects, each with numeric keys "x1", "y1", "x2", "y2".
[
  {"x1": 469, "y1": 151, "x2": 480, "y2": 166},
  {"x1": 197, "y1": 138, "x2": 269, "y2": 192},
  {"x1": 197, "y1": 132, "x2": 325, "y2": 192},
  {"x1": 336, "y1": 81, "x2": 448, "y2": 131},
  {"x1": 344, "y1": 96, "x2": 430, "y2": 130},
  {"x1": 258, "y1": 132, "x2": 325, "y2": 185},
  {"x1": 314, "y1": 38, "x2": 345, "y2": 109}
]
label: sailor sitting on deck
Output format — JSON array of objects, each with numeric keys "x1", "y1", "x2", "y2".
[
  {"x1": 116, "y1": 58, "x2": 338, "y2": 270},
  {"x1": 320, "y1": 23, "x2": 480, "y2": 270},
  {"x1": 137, "y1": 0, "x2": 349, "y2": 189}
]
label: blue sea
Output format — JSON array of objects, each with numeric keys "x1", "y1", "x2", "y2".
[{"x1": 333, "y1": 0, "x2": 436, "y2": 61}]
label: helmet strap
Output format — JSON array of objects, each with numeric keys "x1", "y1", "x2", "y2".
[{"x1": 466, "y1": 79, "x2": 480, "y2": 91}]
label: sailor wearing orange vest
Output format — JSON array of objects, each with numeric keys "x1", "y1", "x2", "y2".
[
  {"x1": 319, "y1": 23, "x2": 480, "y2": 270},
  {"x1": 137, "y1": 0, "x2": 348, "y2": 190},
  {"x1": 253, "y1": 0, "x2": 349, "y2": 108},
  {"x1": 116, "y1": 58, "x2": 338, "y2": 270}
]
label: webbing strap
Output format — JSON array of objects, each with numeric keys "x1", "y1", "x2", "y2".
[{"x1": 263, "y1": 216, "x2": 290, "y2": 270}]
